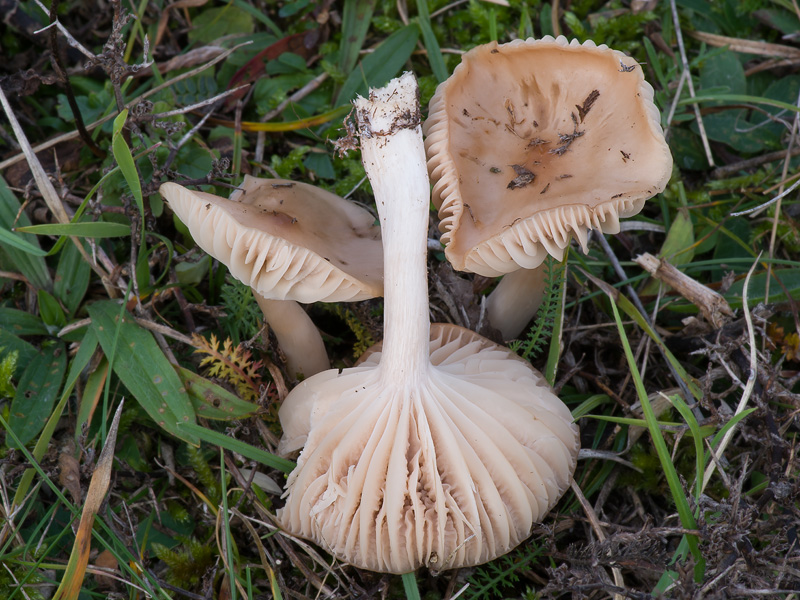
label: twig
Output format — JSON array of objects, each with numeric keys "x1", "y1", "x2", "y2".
[
  {"x1": 0, "y1": 270, "x2": 28, "y2": 283},
  {"x1": 670, "y1": 0, "x2": 715, "y2": 167},
  {"x1": 31, "y1": 0, "x2": 94, "y2": 59},
  {"x1": 730, "y1": 176, "x2": 800, "y2": 217},
  {"x1": 0, "y1": 86, "x2": 69, "y2": 224},
  {"x1": 578, "y1": 449, "x2": 642, "y2": 472},
  {"x1": 262, "y1": 72, "x2": 329, "y2": 124},
  {"x1": 163, "y1": 111, "x2": 214, "y2": 173},
  {"x1": 764, "y1": 86, "x2": 800, "y2": 303},
  {"x1": 47, "y1": 0, "x2": 105, "y2": 158},
  {"x1": 254, "y1": 71, "x2": 330, "y2": 171},
  {"x1": 711, "y1": 146, "x2": 800, "y2": 179},
  {"x1": 431, "y1": 0, "x2": 469, "y2": 18},
  {"x1": 664, "y1": 68, "x2": 688, "y2": 134},
  {"x1": 152, "y1": 85, "x2": 250, "y2": 119},
  {"x1": 700, "y1": 255, "x2": 760, "y2": 493},
  {"x1": 570, "y1": 479, "x2": 626, "y2": 600},
  {"x1": 133, "y1": 317, "x2": 195, "y2": 346}
]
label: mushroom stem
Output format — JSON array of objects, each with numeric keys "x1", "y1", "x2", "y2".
[
  {"x1": 355, "y1": 73, "x2": 431, "y2": 383},
  {"x1": 253, "y1": 294, "x2": 330, "y2": 378},
  {"x1": 486, "y1": 266, "x2": 549, "y2": 340}
]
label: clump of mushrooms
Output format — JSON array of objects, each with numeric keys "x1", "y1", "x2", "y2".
[
  {"x1": 278, "y1": 73, "x2": 579, "y2": 573},
  {"x1": 160, "y1": 176, "x2": 383, "y2": 377},
  {"x1": 424, "y1": 36, "x2": 673, "y2": 338}
]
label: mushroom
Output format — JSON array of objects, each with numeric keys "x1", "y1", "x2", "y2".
[
  {"x1": 159, "y1": 176, "x2": 383, "y2": 377},
  {"x1": 278, "y1": 73, "x2": 579, "y2": 573},
  {"x1": 424, "y1": 36, "x2": 672, "y2": 338}
]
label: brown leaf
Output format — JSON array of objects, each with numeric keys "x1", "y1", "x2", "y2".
[
  {"x1": 58, "y1": 451, "x2": 81, "y2": 505},
  {"x1": 93, "y1": 549, "x2": 119, "y2": 590}
]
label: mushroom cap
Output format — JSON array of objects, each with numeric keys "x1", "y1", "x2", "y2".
[
  {"x1": 278, "y1": 323, "x2": 579, "y2": 573},
  {"x1": 160, "y1": 176, "x2": 383, "y2": 302},
  {"x1": 424, "y1": 36, "x2": 673, "y2": 276}
]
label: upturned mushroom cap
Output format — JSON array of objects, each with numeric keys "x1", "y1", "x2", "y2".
[
  {"x1": 278, "y1": 323, "x2": 579, "y2": 573},
  {"x1": 424, "y1": 36, "x2": 673, "y2": 276},
  {"x1": 160, "y1": 176, "x2": 383, "y2": 303}
]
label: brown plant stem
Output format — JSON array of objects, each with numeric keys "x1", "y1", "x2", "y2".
[{"x1": 48, "y1": 0, "x2": 105, "y2": 159}]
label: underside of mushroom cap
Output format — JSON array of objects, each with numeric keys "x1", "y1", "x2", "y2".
[
  {"x1": 424, "y1": 36, "x2": 673, "y2": 277},
  {"x1": 160, "y1": 177, "x2": 383, "y2": 302},
  {"x1": 278, "y1": 324, "x2": 579, "y2": 573}
]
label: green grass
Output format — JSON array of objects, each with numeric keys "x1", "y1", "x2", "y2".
[{"x1": 1, "y1": 0, "x2": 800, "y2": 597}]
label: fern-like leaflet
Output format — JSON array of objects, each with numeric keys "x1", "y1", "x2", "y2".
[
  {"x1": 220, "y1": 278, "x2": 264, "y2": 344},
  {"x1": 192, "y1": 333, "x2": 264, "y2": 402},
  {"x1": 509, "y1": 256, "x2": 565, "y2": 361},
  {"x1": 463, "y1": 546, "x2": 545, "y2": 599}
]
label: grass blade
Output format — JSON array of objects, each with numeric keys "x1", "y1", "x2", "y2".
[
  {"x1": 8, "y1": 342, "x2": 67, "y2": 447},
  {"x1": 402, "y1": 572, "x2": 422, "y2": 600},
  {"x1": 88, "y1": 300, "x2": 199, "y2": 445},
  {"x1": 219, "y1": 449, "x2": 239, "y2": 600},
  {"x1": 15, "y1": 222, "x2": 133, "y2": 238},
  {"x1": 12, "y1": 330, "x2": 97, "y2": 508},
  {"x1": 584, "y1": 270, "x2": 703, "y2": 401},
  {"x1": 665, "y1": 392, "x2": 706, "y2": 500},
  {"x1": 545, "y1": 257, "x2": 568, "y2": 386},
  {"x1": 337, "y1": 25, "x2": 420, "y2": 104},
  {"x1": 111, "y1": 109, "x2": 144, "y2": 250},
  {"x1": 51, "y1": 402, "x2": 124, "y2": 600},
  {"x1": 607, "y1": 297, "x2": 703, "y2": 576},
  {"x1": 0, "y1": 176, "x2": 52, "y2": 287},
  {"x1": 179, "y1": 421, "x2": 295, "y2": 474},
  {"x1": 338, "y1": 0, "x2": 377, "y2": 76},
  {"x1": 414, "y1": 0, "x2": 448, "y2": 83},
  {"x1": 177, "y1": 366, "x2": 260, "y2": 420}
]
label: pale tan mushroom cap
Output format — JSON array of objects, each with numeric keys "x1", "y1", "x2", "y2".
[
  {"x1": 278, "y1": 324, "x2": 579, "y2": 573},
  {"x1": 424, "y1": 36, "x2": 673, "y2": 276},
  {"x1": 160, "y1": 176, "x2": 383, "y2": 302}
]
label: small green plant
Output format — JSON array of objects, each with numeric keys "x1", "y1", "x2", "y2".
[
  {"x1": 509, "y1": 257, "x2": 565, "y2": 361},
  {"x1": 220, "y1": 278, "x2": 264, "y2": 344},
  {"x1": 463, "y1": 546, "x2": 544, "y2": 600},
  {"x1": 0, "y1": 348, "x2": 17, "y2": 398},
  {"x1": 151, "y1": 536, "x2": 215, "y2": 590},
  {"x1": 193, "y1": 333, "x2": 264, "y2": 402},
  {"x1": 0, "y1": 562, "x2": 46, "y2": 600},
  {"x1": 185, "y1": 444, "x2": 222, "y2": 506}
]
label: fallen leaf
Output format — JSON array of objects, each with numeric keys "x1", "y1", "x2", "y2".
[
  {"x1": 93, "y1": 549, "x2": 118, "y2": 590},
  {"x1": 58, "y1": 449, "x2": 81, "y2": 505}
]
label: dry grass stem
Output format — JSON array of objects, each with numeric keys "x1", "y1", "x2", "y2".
[{"x1": 670, "y1": 0, "x2": 715, "y2": 167}]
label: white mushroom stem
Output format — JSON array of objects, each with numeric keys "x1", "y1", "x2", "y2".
[
  {"x1": 354, "y1": 73, "x2": 431, "y2": 384},
  {"x1": 486, "y1": 266, "x2": 549, "y2": 340},
  {"x1": 253, "y1": 293, "x2": 329, "y2": 378}
]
